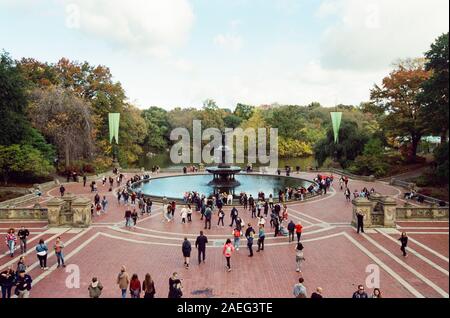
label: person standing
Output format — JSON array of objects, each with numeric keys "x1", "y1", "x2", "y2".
[
  {"x1": 356, "y1": 210, "x2": 365, "y2": 234},
  {"x1": 399, "y1": 232, "x2": 409, "y2": 257},
  {"x1": 352, "y1": 285, "x2": 368, "y2": 298},
  {"x1": 293, "y1": 278, "x2": 307, "y2": 298},
  {"x1": 295, "y1": 222, "x2": 303, "y2": 243},
  {"x1": 5, "y1": 228, "x2": 17, "y2": 257},
  {"x1": 287, "y1": 220, "x2": 295, "y2": 243},
  {"x1": 371, "y1": 288, "x2": 382, "y2": 298},
  {"x1": 83, "y1": 174, "x2": 87, "y2": 187},
  {"x1": 142, "y1": 273, "x2": 156, "y2": 298},
  {"x1": 245, "y1": 224, "x2": 256, "y2": 257},
  {"x1": 195, "y1": 231, "x2": 208, "y2": 264},
  {"x1": 168, "y1": 272, "x2": 183, "y2": 298},
  {"x1": 0, "y1": 267, "x2": 15, "y2": 298},
  {"x1": 117, "y1": 265, "x2": 130, "y2": 299},
  {"x1": 256, "y1": 225, "x2": 265, "y2": 252},
  {"x1": 35, "y1": 239, "x2": 48, "y2": 270},
  {"x1": 129, "y1": 274, "x2": 141, "y2": 298},
  {"x1": 17, "y1": 226, "x2": 29, "y2": 254},
  {"x1": 88, "y1": 277, "x2": 103, "y2": 298},
  {"x1": 16, "y1": 256, "x2": 27, "y2": 273},
  {"x1": 295, "y1": 243, "x2": 306, "y2": 273},
  {"x1": 54, "y1": 237, "x2": 66, "y2": 268},
  {"x1": 15, "y1": 270, "x2": 32, "y2": 298},
  {"x1": 223, "y1": 239, "x2": 235, "y2": 272},
  {"x1": 182, "y1": 238, "x2": 192, "y2": 269}
]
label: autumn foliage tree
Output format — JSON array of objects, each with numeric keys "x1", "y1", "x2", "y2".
[{"x1": 370, "y1": 58, "x2": 432, "y2": 162}]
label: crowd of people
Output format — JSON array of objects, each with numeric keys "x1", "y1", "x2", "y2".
[{"x1": 1, "y1": 228, "x2": 67, "y2": 298}]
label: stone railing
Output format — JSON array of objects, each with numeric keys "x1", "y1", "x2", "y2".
[
  {"x1": 390, "y1": 178, "x2": 449, "y2": 206},
  {"x1": 0, "y1": 207, "x2": 48, "y2": 220},
  {"x1": 396, "y1": 205, "x2": 449, "y2": 220},
  {"x1": 0, "y1": 193, "x2": 40, "y2": 208}
]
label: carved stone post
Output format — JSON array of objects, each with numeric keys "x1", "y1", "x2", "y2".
[
  {"x1": 352, "y1": 197, "x2": 373, "y2": 228},
  {"x1": 381, "y1": 196, "x2": 397, "y2": 227},
  {"x1": 72, "y1": 197, "x2": 92, "y2": 228},
  {"x1": 46, "y1": 197, "x2": 64, "y2": 227}
]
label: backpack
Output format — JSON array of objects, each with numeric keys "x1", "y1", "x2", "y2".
[{"x1": 234, "y1": 230, "x2": 240, "y2": 238}]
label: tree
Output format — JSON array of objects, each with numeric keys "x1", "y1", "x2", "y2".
[
  {"x1": 142, "y1": 107, "x2": 170, "y2": 150},
  {"x1": 117, "y1": 105, "x2": 148, "y2": 165},
  {"x1": 234, "y1": 103, "x2": 255, "y2": 121},
  {"x1": 29, "y1": 87, "x2": 94, "y2": 168},
  {"x1": 419, "y1": 33, "x2": 449, "y2": 142},
  {"x1": 0, "y1": 52, "x2": 31, "y2": 146},
  {"x1": 0, "y1": 145, "x2": 53, "y2": 185},
  {"x1": 223, "y1": 114, "x2": 242, "y2": 129},
  {"x1": 370, "y1": 58, "x2": 432, "y2": 162},
  {"x1": 314, "y1": 121, "x2": 369, "y2": 168}
]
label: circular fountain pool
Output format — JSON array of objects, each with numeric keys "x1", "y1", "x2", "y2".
[{"x1": 131, "y1": 173, "x2": 315, "y2": 200}]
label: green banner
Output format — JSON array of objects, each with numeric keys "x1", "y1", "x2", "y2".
[
  {"x1": 330, "y1": 112, "x2": 342, "y2": 144},
  {"x1": 108, "y1": 113, "x2": 120, "y2": 144}
]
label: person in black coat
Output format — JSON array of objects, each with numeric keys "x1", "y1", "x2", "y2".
[
  {"x1": 182, "y1": 238, "x2": 192, "y2": 269},
  {"x1": 356, "y1": 210, "x2": 365, "y2": 234},
  {"x1": 195, "y1": 231, "x2": 208, "y2": 264},
  {"x1": 0, "y1": 267, "x2": 16, "y2": 299},
  {"x1": 287, "y1": 220, "x2": 296, "y2": 243},
  {"x1": 399, "y1": 232, "x2": 408, "y2": 257}
]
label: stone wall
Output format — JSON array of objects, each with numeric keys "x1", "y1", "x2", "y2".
[{"x1": 0, "y1": 207, "x2": 47, "y2": 220}]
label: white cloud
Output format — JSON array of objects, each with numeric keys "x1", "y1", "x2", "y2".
[
  {"x1": 213, "y1": 33, "x2": 244, "y2": 52},
  {"x1": 64, "y1": 0, "x2": 194, "y2": 57},
  {"x1": 317, "y1": 0, "x2": 449, "y2": 70}
]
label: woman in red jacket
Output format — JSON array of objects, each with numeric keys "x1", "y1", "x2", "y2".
[{"x1": 129, "y1": 274, "x2": 141, "y2": 298}]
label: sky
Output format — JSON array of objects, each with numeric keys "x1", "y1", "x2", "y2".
[{"x1": 0, "y1": 0, "x2": 448, "y2": 110}]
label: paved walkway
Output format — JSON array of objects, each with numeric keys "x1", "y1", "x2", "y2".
[{"x1": 0, "y1": 172, "x2": 448, "y2": 298}]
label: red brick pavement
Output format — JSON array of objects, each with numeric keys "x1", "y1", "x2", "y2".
[{"x1": 1, "y1": 172, "x2": 447, "y2": 298}]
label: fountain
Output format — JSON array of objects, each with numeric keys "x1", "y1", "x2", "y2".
[{"x1": 206, "y1": 132, "x2": 242, "y2": 190}]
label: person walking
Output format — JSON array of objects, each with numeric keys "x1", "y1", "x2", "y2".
[
  {"x1": 352, "y1": 285, "x2": 368, "y2": 298},
  {"x1": 356, "y1": 210, "x2": 365, "y2": 234},
  {"x1": 229, "y1": 207, "x2": 238, "y2": 227},
  {"x1": 245, "y1": 224, "x2": 256, "y2": 257},
  {"x1": 131, "y1": 209, "x2": 139, "y2": 227},
  {"x1": 101, "y1": 196, "x2": 108, "y2": 213},
  {"x1": 168, "y1": 272, "x2": 183, "y2": 298},
  {"x1": 5, "y1": 228, "x2": 17, "y2": 257},
  {"x1": 182, "y1": 238, "x2": 192, "y2": 269},
  {"x1": 17, "y1": 226, "x2": 29, "y2": 254},
  {"x1": 295, "y1": 243, "x2": 306, "y2": 273},
  {"x1": 399, "y1": 232, "x2": 409, "y2": 257},
  {"x1": 217, "y1": 208, "x2": 225, "y2": 227},
  {"x1": 117, "y1": 265, "x2": 130, "y2": 299},
  {"x1": 142, "y1": 273, "x2": 156, "y2": 298},
  {"x1": 195, "y1": 231, "x2": 208, "y2": 264},
  {"x1": 371, "y1": 288, "x2": 382, "y2": 298},
  {"x1": 88, "y1": 277, "x2": 103, "y2": 298},
  {"x1": 204, "y1": 205, "x2": 212, "y2": 230},
  {"x1": 295, "y1": 222, "x2": 303, "y2": 243},
  {"x1": 124, "y1": 209, "x2": 132, "y2": 228},
  {"x1": 180, "y1": 206, "x2": 188, "y2": 224},
  {"x1": 311, "y1": 287, "x2": 323, "y2": 298},
  {"x1": 0, "y1": 267, "x2": 15, "y2": 298},
  {"x1": 186, "y1": 204, "x2": 192, "y2": 222},
  {"x1": 232, "y1": 227, "x2": 241, "y2": 251},
  {"x1": 16, "y1": 256, "x2": 27, "y2": 274},
  {"x1": 59, "y1": 184, "x2": 65, "y2": 197},
  {"x1": 293, "y1": 277, "x2": 307, "y2": 298},
  {"x1": 53, "y1": 237, "x2": 65, "y2": 268},
  {"x1": 129, "y1": 274, "x2": 141, "y2": 298},
  {"x1": 256, "y1": 225, "x2": 266, "y2": 252},
  {"x1": 35, "y1": 239, "x2": 48, "y2": 270},
  {"x1": 287, "y1": 220, "x2": 295, "y2": 243},
  {"x1": 14, "y1": 270, "x2": 32, "y2": 298},
  {"x1": 223, "y1": 239, "x2": 235, "y2": 272}
]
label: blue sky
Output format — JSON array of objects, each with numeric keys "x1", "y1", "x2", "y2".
[{"x1": 0, "y1": 0, "x2": 448, "y2": 109}]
